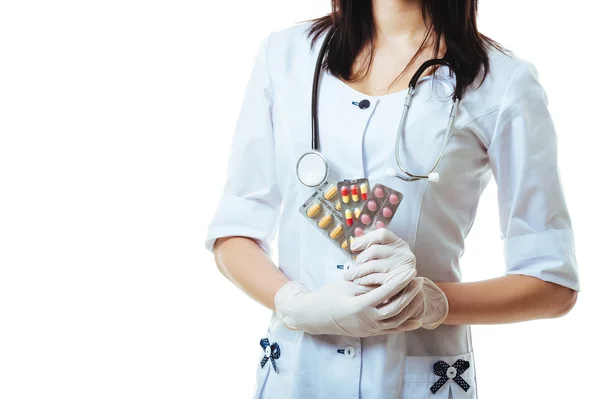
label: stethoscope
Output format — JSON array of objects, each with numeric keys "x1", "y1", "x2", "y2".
[{"x1": 296, "y1": 29, "x2": 461, "y2": 187}]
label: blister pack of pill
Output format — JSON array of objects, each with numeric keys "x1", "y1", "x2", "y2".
[
  {"x1": 298, "y1": 180, "x2": 352, "y2": 258},
  {"x1": 346, "y1": 183, "x2": 403, "y2": 246},
  {"x1": 336, "y1": 178, "x2": 370, "y2": 231}
]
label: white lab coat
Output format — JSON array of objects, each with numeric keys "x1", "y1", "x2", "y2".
[{"x1": 205, "y1": 22, "x2": 579, "y2": 399}]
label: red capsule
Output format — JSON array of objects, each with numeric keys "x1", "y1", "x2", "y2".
[
  {"x1": 341, "y1": 186, "x2": 349, "y2": 204},
  {"x1": 345, "y1": 209, "x2": 353, "y2": 226},
  {"x1": 351, "y1": 185, "x2": 359, "y2": 202},
  {"x1": 360, "y1": 182, "x2": 368, "y2": 200}
]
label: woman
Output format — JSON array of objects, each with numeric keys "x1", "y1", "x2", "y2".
[{"x1": 205, "y1": 0, "x2": 579, "y2": 397}]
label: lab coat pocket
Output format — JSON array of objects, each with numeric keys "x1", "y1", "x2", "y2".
[
  {"x1": 402, "y1": 352, "x2": 477, "y2": 399},
  {"x1": 254, "y1": 315, "x2": 301, "y2": 399},
  {"x1": 253, "y1": 344, "x2": 271, "y2": 399}
]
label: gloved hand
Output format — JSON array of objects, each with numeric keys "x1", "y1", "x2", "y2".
[
  {"x1": 355, "y1": 277, "x2": 449, "y2": 331},
  {"x1": 344, "y1": 228, "x2": 416, "y2": 286},
  {"x1": 274, "y1": 274, "x2": 423, "y2": 337},
  {"x1": 344, "y1": 228, "x2": 449, "y2": 330},
  {"x1": 400, "y1": 277, "x2": 449, "y2": 330}
]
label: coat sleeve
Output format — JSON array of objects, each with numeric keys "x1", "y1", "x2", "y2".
[
  {"x1": 204, "y1": 33, "x2": 282, "y2": 255},
  {"x1": 487, "y1": 61, "x2": 579, "y2": 291}
]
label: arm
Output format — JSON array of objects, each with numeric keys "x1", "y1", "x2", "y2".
[
  {"x1": 205, "y1": 33, "x2": 287, "y2": 310},
  {"x1": 439, "y1": 61, "x2": 580, "y2": 325},
  {"x1": 438, "y1": 275, "x2": 577, "y2": 325},
  {"x1": 213, "y1": 236, "x2": 290, "y2": 312},
  {"x1": 346, "y1": 229, "x2": 578, "y2": 327},
  {"x1": 345, "y1": 62, "x2": 580, "y2": 330},
  {"x1": 205, "y1": 35, "x2": 409, "y2": 336},
  {"x1": 215, "y1": 236, "x2": 427, "y2": 337}
]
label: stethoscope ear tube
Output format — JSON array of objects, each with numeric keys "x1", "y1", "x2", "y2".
[{"x1": 408, "y1": 59, "x2": 453, "y2": 91}]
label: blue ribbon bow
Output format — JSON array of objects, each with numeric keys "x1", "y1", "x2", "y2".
[
  {"x1": 259, "y1": 338, "x2": 281, "y2": 373},
  {"x1": 430, "y1": 359, "x2": 470, "y2": 394}
]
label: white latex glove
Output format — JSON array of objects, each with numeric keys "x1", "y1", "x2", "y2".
[
  {"x1": 385, "y1": 277, "x2": 449, "y2": 330},
  {"x1": 274, "y1": 274, "x2": 423, "y2": 337},
  {"x1": 344, "y1": 228, "x2": 416, "y2": 286},
  {"x1": 414, "y1": 277, "x2": 449, "y2": 329},
  {"x1": 345, "y1": 229, "x2": 449, "y2": 330}
]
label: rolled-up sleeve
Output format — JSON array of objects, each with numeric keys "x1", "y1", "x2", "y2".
[
  {"x1": 488, "y1": 61, "x2": 579, "y2": 291},
  {"x1": 204, "y1": 33, "x2": 282, "y2": 255}
]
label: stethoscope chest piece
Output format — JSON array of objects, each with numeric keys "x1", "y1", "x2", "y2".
[{"x1": 297, "y1": 151, "x2": 329, "y2": 187}]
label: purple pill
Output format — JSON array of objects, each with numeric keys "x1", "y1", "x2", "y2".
[
  {"x1": 389, "y1": 194, "x2": 399, "y2": 205},
  {"x1": 354, "y1": 227, "x2": 364, "y2": 237},
  {"x1": 374, "y1": 187, "x2": 385, "y2": 198},
  {"x1": 360, "y1": 214, "x2": 371, "y2": 225},
  {"x1": 376, "y1": 221, "x2": 386, "y2": 229},
  {"x1": 382, "y1": 207, "x2": 392, "y2": 218},
  {"x1": 367, "y1": 200, "x2": 378, "y2": 211}
]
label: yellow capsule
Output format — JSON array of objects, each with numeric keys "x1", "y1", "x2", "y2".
[
  {"x1": 335, "y1": 201, "x2": 341, "y2": 211},
  {"x1": 306, "y1": 202, "x2": 322, "y2": 218},
  {"x1": 318, "y1": 213, "x2": 333, "y2": 229},
  {"x1": 360, "y1": 182, "x2": 369, "y2": 200},
  {"x1": 344, "y1": 209, "x2": 353, "y2": 226},
  {"x1": 341, "y1": 186, "x2": 350, "y2": 203},
  {"x1": 351, "y1": 185, "x2": 359, "y2": 202},
  {"x1": 354, "y1": 207, "x2": 361, "y2": 218},
  {"x1": 329, "y1": 224, "x2": 343, "y2": 240},
  {"x1": 323, "y1": 185, "x2": 338, "y2": 201},
  {"x1": 341, "y1": 239, "x2": 348, "y2": 249}
]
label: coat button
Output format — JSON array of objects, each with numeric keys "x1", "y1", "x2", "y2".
[
  {"x1": 352, "y1": 99, "x2": 371, "y2": 110},
  {"x1": 446, "y1": 366, "x2": 457, "y2": 378},
  {"x1": 344, "y1": 346, "x2": 356, "y2": 358},
  {"x1": 337, "y1": 262, "x2": 352, "y2": 270}
]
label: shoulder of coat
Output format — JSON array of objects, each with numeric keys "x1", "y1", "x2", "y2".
[
  {"x1": 265, "y1": 21, "x2": 320, "y2": 68},
  {"x1": 459, "y1": 47, "x2": 538, "y2": 119}
]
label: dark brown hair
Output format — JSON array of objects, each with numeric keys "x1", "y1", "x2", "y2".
[{"x1": 306, "y1": 0, "x2": 506, "y2": 99}]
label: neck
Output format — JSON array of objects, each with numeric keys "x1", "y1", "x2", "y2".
[{"x1": 371, "y1": 0, "x2": 427, "y2": 40}]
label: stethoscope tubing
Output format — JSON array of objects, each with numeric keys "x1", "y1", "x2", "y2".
[
  {"x1": 394, "y1": 86, "x2": 460, "y2": 181},
  {"x1": 300, "y1": 27, "x2": 461, "y2": 186},
  {"x1": 311, "y1": 28, "x2": 334, "y2": 152}
]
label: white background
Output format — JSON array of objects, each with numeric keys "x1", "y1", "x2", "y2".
[{"x1": 0, "y1": 1, "x2": 597, "y2": 398}]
